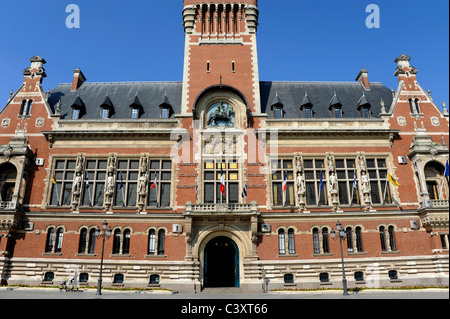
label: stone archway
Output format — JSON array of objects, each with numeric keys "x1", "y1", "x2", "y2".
[{"x1": 204, "y1": 236, "x2": 240, "y2": 288}]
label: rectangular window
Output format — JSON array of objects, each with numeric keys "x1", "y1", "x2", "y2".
[
  {"x1": 335, "y1": 159, "x2": 358, "y2": 206},
  {"x1": 334, "y1": 107, "x2": 342, "y2": 118},
  {"x1": 363, "y1": 107, "x2": 371, "y2": 118},
  {"x1": 72, "y1": 108, "x2": 80, "y2": 120},
  {"x1": 367, "y1": 158, "x2": 392, "y2": 205},
  {"x1": 304, "y1": 107, "x2": 313, "y2": 119},
  {"x1": 50, "y1": 159, "x2": 76, "y2": 206},
  {"x1": 148, "y1": 160, "x2": 172, "y2": 207},
  {"x1": 82, "y1": 159, "x2": 107, "y2": 207},
  {"x1": 271, "y1": 159, "x2": 295, "y2": 206},
  {"x1": 115, "y1": 159, "x2": 140, "y2": 207},
  {"x1": 274, "y1": 107, "x2": 283, "y2": 119},
  {"x1": 304, "y1": 159, "x2": 328, "y2": 206},
  {"x1": 203, "y1": 160, "x2": 239, "y2": 204},
  {"x1": 131, "y1": 108, "x2": 139, "y2": 119},
  {"x1": 101, "y1": 108, "x2": 110, "y2": 119},
  {"x1": 161, "y1": 108, "x2": 169, "y2": 119}
]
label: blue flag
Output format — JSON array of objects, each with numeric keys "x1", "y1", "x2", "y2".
[
  {"x1": 353, "y1": 171, "x2": 358, "y2": 189},
  {"x1": 319, "y1": 172, "x2": 324, "y2": 191},
  {"x1": 119, "y1": 171, "x2": 124, "y2": 190},
  {"x1": 242, "y1": 181, "x2": 248, "y2": 198}
]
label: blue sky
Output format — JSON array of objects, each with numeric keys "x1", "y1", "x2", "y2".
[{"x1": 0, "y1": 0, "x2": 448, "y2": 109}]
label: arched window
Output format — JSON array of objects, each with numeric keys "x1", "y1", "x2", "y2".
[
  {"x1": 346, "y1": 227, "x2": 354, "y2": 252},
  {"x1": 356, "y1": 227, "x2": 364, "y2": 252},
  {"x1": 45, "y1": 227, "x2": 55, "y2": 253},
  {"x1": 157, "y1": 229, "x2": 165, "y2": 255},
  {"x1": 123, "y1": 229, "x2": 131, "y2": 255},
  {"x1": 88, "y1": 228, "x2": 96, "y2": 254},
  {"x1": 148, "y1": 229, "x2": 156, "y2": 255},
  {"x1": 20, "y1": 100, "x2": 32, "y2": 116},
  {"x1": 288, "y1": 228, "x2": 295, "y2": 254},
  {"x1": 113, "y1": 229, "x2": 121, "y2": 254},
  {"x1": 278, "y1": 229, "x2": 286, "y2": 255},
  {"x1": 388, "y1": 226, "x2": 397, "y2": 251},
  {"x1": 424, "y1": 162, "x2": 447, "y2": 200},
  {"x1": 322, "y1": 227, "x2": 330, "y2": 253},
  {"x1": 78, "y1": 228, "x2": 87, "y2": 253},
  {"x1": 313, "y1": 228, "x2": 320, "y2": 254},
  {"x1": 414, "y1": 99, "x2": 421, "y2": 114},
  {"x1": 0, "y1": 163, "x2": 17, "y2": 203},
  {"x1": 379, "y1": 226, "x2": 387, "y2": 251},
  {"x1": 55, "y1": 228, "x2": 64, "y2": 253}
]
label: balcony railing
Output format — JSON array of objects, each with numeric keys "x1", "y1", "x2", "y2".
[{"x1": 430, "y1": 199, "x2": 449, "y2": 208}]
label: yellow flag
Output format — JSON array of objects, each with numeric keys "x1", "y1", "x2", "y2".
[
  {"x1": 388, "y1": 172, "x2": 400, "y2": 187},
  {"x1": 51, "y1": 173, "x2": 57, "y2": 185}
]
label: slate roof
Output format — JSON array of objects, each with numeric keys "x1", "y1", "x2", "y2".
[
  {"x1": 48, "y1": 80, "x2": 393, "y2": 120},
  {"x1": 48, "y1": 82, "x2": 183, "y2": 120},
  {"x1": 260, "y1": 81, "x2": 394, "y2": 119}
]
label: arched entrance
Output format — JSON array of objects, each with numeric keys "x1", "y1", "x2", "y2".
[{"x1": 204, "y1": 236, "x2": 240, "y2": 288}]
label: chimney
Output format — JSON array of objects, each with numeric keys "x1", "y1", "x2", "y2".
[
  {"x1": 72, "y1": 68, "x2": 86, "y2": 91},
  {"x1": 356, "y1": 69, "x2": 370, "y2": 90}
]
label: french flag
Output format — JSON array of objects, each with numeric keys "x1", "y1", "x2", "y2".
[
  {"x1": 150, "y1": 174, "x2": 158, "y2": 190},
  {"x1": 220, "y1": 166, "x2": 226, "y2": 195},
  {"x1": 283, "y1": 174, "x2": 288, "y2": 192}
]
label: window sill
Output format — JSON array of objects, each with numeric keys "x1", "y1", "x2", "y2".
[
  {"x1": 312, "y1": 253, "x2": 333, "y2": 257},
  {"x1": 112, "y1": 283, "x2": 125, "y2": 287},
  {"x1": 348, "y1": 251, "x2": 367, "y2": 256},
  {"x1": 277, "y1": 254, "x2": 299, "y2": 258},
  {"x1": 145, "y1": 254, "x2": 167, "y2": 259},
  {"x1": 41, "y1": 281, "x2": 54, "y2": 285},
  {"x1": 319, "y1": 282, "x2": 332, "y2": 286},
  {"x1": 148, "y1": 284, "x2": 161, "y2": 288},
  {"x1": 42, "y1": 252, "x2": 63, "y2": 256},
  {"x1": 75, "y1": 253, "x2": 97, "y2": 257},
  {"x1": 381, "y1": 250, "x2": 401, "y2": 255},
  {"x1": 110, "y1": 254, "x2": 132, "y2": 258}
]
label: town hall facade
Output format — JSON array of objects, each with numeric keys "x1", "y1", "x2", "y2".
[{"x1": 0, "y1": 0, "x2": 448, "y2": 292}]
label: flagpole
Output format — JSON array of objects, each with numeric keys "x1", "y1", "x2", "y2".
[
  {"x1": 383, "y1": 173, "x2": 389, "y2": 205},
  {"x1": 350, "y1": 169, "x2": 356, "y2": 207},
  {"x1": 120, "y1": 172, "x2": 125, "y2": 207}
]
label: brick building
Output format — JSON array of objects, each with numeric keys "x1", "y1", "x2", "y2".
[{"x1": 0, "y1": 0, "x2": 448, "y2": 293}]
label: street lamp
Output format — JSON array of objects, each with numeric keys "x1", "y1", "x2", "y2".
[
  {"x1": 95, "y1": 221, "x2": 112, "y2": 296},
  {"x1": 331, "y1": 221, "x2": 349, "y2": 296}
]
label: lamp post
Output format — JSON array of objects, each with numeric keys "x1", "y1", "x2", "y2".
[
  {"x1": 95, "y1": 221, "x2": 112, "y2": 296},
  {"x1": 331, "y1": 221, "x2": 349, "y2": 296}
]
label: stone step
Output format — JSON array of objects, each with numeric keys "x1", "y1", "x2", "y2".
[{"x1": 202, "y1": 287, "x2": 243, "y2": 294}]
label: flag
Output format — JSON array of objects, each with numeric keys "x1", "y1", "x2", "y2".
[
  {"x1": 150, "y1": 174, "x2": 158, "y2": 190},
  {"x1": 85, "y1": 172, "x2": 90, "y2": 189},
  {"x1": 119, "y1": 171, "x2": 124, "y2": 190},
  {"x1": 319, "y1": 172, "x2": 324, "y2": 191},
  {"x1": 388, "y1": 172, "x2": 400, "y2": 187},
  {"x1": 195, "y1": 181, "x2": 198, "y2": 201},
  {"x1": 220, "y1": 166, "x2": 226, "y2": 195},
  {"x1": 283, "y1": 174, "x2": 288, "y2": 192},
  {"x1": 242, "y1": 181, "x2": 248, "y2": 198},
  {"x1": 51, "y1": 172, "x2": 57, "y2": 184},
  {"x1": 352, "y1": 170, "x2": 358, "y2": 190}
]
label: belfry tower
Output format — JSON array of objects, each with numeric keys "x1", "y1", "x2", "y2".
[{"x1": 181, "y1": 0, "x2": 261, "y2": 118}]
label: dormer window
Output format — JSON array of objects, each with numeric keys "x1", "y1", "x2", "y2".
[
  {"x1": 300, "y1": 92, "x2": 314, "y2": 118},
  {"x1": 130, "y1": 96, "x2": 143, "y2": 119},
  {"x1": 100, "y1": 96, "x2": 114, "y2": 119},
  {"x1": 329, "y1": 92, "x2": 343, "y2": 119},
  {"x1": 304, "y1": 107, "x2": 313, "y2": 119},
  {"x1": 159, "y1": 94, "x2": 173, "y2": 119},
  {"x1": 70, "y1": 96, "x2": 85, "y2": 120},
  {"x1": 333, "y1": 106, "x2": 342, "y2": 118},
  {"x1": 131, "y1": 107, "x2": 139, "y2": 119},
  {"x1": 362, "y1": 106, "x2": 371, "y2": 118},
  {"x1": 271, "y1": 92, "x2": 284, "y2": 119},
  {"x1": 161, "y1": 107, "x2": 169, "y2": 119},
  {"x1": 274, "y1": 106, "x2": 283, "y2": 119},
  {"x1": 101, "y1": 108, "x2": 110, "y2": 119},
  {"x1": 72, "y1": 108, "x2": 80, "y2": 120}
]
